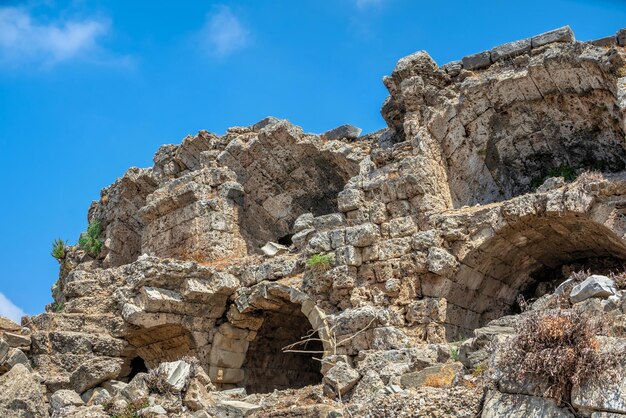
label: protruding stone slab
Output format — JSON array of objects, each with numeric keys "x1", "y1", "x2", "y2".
[
  {"x1": 531, "y1": 26, "x2": 574, "y2": 48},
  {"x1": 462, "y1": 51, "x2": 491, "y2": 70},
  {"x1": 323, "y1": 124, "x2": 362, "y2": 141},
  {"x1": 590, "y1": 36, "x2": 617, "y2": 47},
  {"x1": 490, "y1": 38, "x2": 531, "y2": 62}
]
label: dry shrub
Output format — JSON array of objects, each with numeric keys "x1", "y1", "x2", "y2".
[
  {"x1": 500, "y1": 310, "x2": 618, "y2": 405},
  {"x1": 145, "y1": 366, "x2": 170, "y2": 394},
  {"x1": 609, "y1": 271, "x2": 626, "y2": 290}
]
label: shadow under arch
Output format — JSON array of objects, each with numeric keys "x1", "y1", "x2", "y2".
[
  {"x1": 448, "y1": 209, "x2": 626, "y2": 337},
  {"x1": 208, "y1": 282, "x2": 332, "y2": 393}
]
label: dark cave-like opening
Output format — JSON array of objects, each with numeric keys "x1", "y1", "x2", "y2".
[{"x1": 241, "y1": 303, "x2": 323, "y2": 394}]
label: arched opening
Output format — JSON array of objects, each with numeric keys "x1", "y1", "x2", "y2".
[
  {"x1": 123, "y1": 324, "x2": 196, "y2": 373},
  {"x1": 128, "y1": 356, "x2": 148, "y2": 380},
  {"x1": 222, "y1": 121, "x2": 361, "y2": 253},
  {"x1": 241, "y1": 301, "x2": 324, "y2": 394},
  {"x1": 443, "y1": 58, "x2": 626, "y2": 208},
  {"x1": 448, "y1": 215, "x2": 626, "y2": 338}
]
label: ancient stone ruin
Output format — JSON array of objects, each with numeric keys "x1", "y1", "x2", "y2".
[{"x1": 2, "y1": 25, "x2": 626, "y2": 417}]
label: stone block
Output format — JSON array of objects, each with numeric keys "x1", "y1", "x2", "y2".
[
  {"x1": 490, "y1": 38, "x2": 531, "y2": 62},
  {"x1": 345, "y1": 223, "x2": 379, "y2": 247},
  {"x1": 462, "y1": 51, "x2": 491, "y2": 70},
  {"x1": 323, "y1": 124, "x2": 362, "y2": 141},
  {"x1": 590, "y1": 36, "x2": 617, "y2": 47},
  {"x1": 531, "y1": 26, "x2": 574, "y2": 48}
]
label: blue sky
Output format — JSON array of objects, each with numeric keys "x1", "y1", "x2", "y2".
[{"x1": 0, "y1": 0, "x2": 625, "y2": 321}]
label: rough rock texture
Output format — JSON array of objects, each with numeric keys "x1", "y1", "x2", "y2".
[
  {"x1": 0, "y1": 364, "x2": 48, "y2": 418},
  {"x1": 6, "y1": 24, "x2": 626, "y2": 417}
]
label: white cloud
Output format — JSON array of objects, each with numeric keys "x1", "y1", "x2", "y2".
[
  {"x1": 201, "y1": 6, "x2": 249, "y2": 58},
  {"x1": 354, "y1": 0, "x2": 385, "y2": 9},
  {"x1": 0, "y1": 6, "x2": 109, "y2": 67},
  {"x1": 0, "y1": 292, "x2": 25, "y2": 323}
]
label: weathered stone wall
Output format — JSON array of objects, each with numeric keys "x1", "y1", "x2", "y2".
[{"x1": 19, "y1": 25, "x2": 626, "y2": 405}]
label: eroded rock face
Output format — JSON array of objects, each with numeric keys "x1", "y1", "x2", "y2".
[
  {"x1": 11, "y1": 24, "x2": 626, "y2": 418},
  {"x1": 0, "y1": 364, "x2": 48, "y2": 418}
]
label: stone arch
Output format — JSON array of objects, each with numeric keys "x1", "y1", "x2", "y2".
[
  {"x1": 220, "y1": 121, "x2": 362, "y2": 253},
  {"x1": 120, "y1": 323, "x2": 197, "y2": 378},
  {"x1": 208, "y1": 283, "x2": 332, "y2": 393},
  {"x1": 444, "y1": 191, "x2": 626, "y2": 337}
]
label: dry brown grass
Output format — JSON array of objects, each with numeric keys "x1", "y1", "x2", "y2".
[{"x1": 499, "y1": 310, "x2": 618, "y2": 405}]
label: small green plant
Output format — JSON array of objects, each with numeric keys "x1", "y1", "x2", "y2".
[
  {"x1": 531, "y1": 164, "x2": 578, "y2": 190},
  {"x1": 51, "y1": 239, "x2": 67, "y2": 261},
  {"x1": 78, "y1": 220, "x2": 103, "y2": 257},
  {"x1": 547, "y1": 165, "x2": 577, "y2": 182},
  {"x1": 306, "y1": 253, "x2": 333, "y2": 273},
  {"x1": 52, "y1": 302, "x2": 64, "y2": 312},
  {"x1": 472, "y1": 363, "x2": 487, "y2": 377},
  {"x1": 449, "y1": 338, "x2": 464, "y2": 361}
]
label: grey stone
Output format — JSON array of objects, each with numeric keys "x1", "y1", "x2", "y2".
[
  {"x1": 323, "y1": 124, "x2": 362, "y2": 141},
  {"x1": 50, "y1": 389, "x2": 84, "y2": 413},
  {"x1": 590, "y1": 36, "x2": 617, "y2": 47},
  {"x1": 211, "y1": 400, "x2": 261, "y2": 417},
  {"x1": 138, "y1": 405, "x2": 167, "y2": 416},
  {"x1": 337, "y1": 188, "x2": 363, "y2": 212},
  {"x1": 260, "y1": 242, "x2": 289, "y2": 256},
  {"x1": 312, "y1": 213, "x2": 346, "y2": 230},
  {"x1": 481, "y1": 390, "x2": 574, "y2": 418},
  {"x1": 345, "y1": 223, "x2": 379, "y2": 247},
  {"x1": 293, "y1": 213, "x2": 314, "y2": 232},
  {"x1": 536, "y1": 176, "x2": 565, "y2": 193},
  {"x1": 427, "y1": 247, "x2": 458, "y2": 276},
  {"x1": 462, "y1": 51, "x2": 491, "y2": 70},
  {"x1": 0, "y1": 363, "x2": 48, "y2": 418},
  {"x1": 250, "y1": 116, "x2": 281, "y2": 132},
  {"x1": 570, "y1": 275, "x2": 616, "y2": 303},
  {"x1": 618, "y1": 28, "x2": 626, "y2": 46},
  {"x1": 531, "y1": 26, "x2": 575, "y2": 48},
  {"x1": 323, "y1": 362, "x2": 361, "y2": 396},
  {"x1": 490, "y1": 38, "x2": 531, "y2": 62},
  {"x1": 160, "y1": 360, "x2": 192, "y2": 392},
  {"x1": 3, "y1": 332, "x2": 31, "y2": 348},
  {"x1": 70, "y1": 357, "x2": 123, "y2": 393},
  {"x1": 441, "y1": 60, "x2": 462, "y2": 76}
]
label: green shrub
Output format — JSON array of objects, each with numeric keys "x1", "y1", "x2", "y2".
[
  {"x1": 51, "y1": 239, "x2": 67, "y2": 260},
  {"x1": 78, "y1": 220, "x2": 103, "y2": 257},
  {"x1": 306, "y1": 253, "x2": 333, "y2": 273},
  {"x1": 52, "y1": 302, "x2": 64, "y2": 312},
  {"x1": 531, "y1": 165, "x2": 578, "y2": 190}
]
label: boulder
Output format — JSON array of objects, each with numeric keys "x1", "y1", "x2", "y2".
[
  {"x1": 0, "y1": 363, "x2": 48, "y2": 418},
  {"x1": 70, "y1": 357, "x2": 123, "y2": 393},
  {"x1": 157, "y1": 360, "x2": 192, "y2": 392},
  {"x1": 570, "y1": 275, "x2": 616, "y2": 303},
  {"x1": 322, "y1": 124, "x2": 362, "y2": 141},
  {"x1": 400, "y1": 362, "x2": 464, "y2": 389},
  {"x1": 323, "y1": 362, "x2": 361, "y2": 396},
  {"x1": 481, "y1": 390, "x2": 574, "y2": 418},
  {"x1": 49, "y1": 389, "x2": 84, "y2": 413}
]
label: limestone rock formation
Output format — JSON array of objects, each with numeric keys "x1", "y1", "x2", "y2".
[{"x1": 2, "y1": 24, "x2": 626, "y2": 417}]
